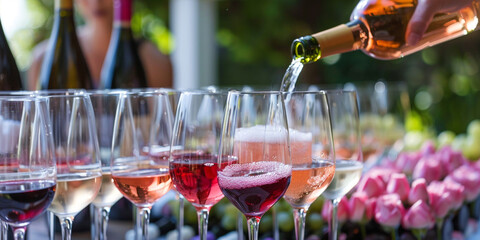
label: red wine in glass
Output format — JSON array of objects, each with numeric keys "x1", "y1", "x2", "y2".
[
  {"x1": 170, "y1": 153, "x2": 224, "y2": 209},
  {"x1": 218, "y1": 161, "x2": 291, "y2": 219},
  {"x1": 0, "y1": 180, "x2": 55, "y2": 224}
]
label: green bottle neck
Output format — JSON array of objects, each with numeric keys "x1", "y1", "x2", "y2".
[{"x1": 291, "y1": 20, "x2": 366, "y2": 63}]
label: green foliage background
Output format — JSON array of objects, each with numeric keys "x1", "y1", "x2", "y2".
[{"x1": 8, "y1": 0, "x2": 480, "y2": 134}]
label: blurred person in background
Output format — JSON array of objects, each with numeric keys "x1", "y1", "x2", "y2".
[
  {"x1": 27, "y1": 0, "x2": 173, "y2": 90},
  {"x1": 406, "y1": 0, "x2": 475, "y2": 45}
]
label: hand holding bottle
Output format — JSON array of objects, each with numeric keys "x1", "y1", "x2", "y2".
[{"x1": 406, "y1": 0, "x2": 474, "y2": 45}]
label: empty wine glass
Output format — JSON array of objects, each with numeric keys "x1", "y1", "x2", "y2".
[
  {"x1": 43, "y1": 91, "x2": 102, "y2": 240},
  {"x1": 169, "y1": 91, "x2": 227, "y2": 240},
  {"x1": 0, "y1": 96, "x2": 56, "y2": 240},
  {"x1": 88, "y1": 90, "x2": 126, "y2": 240},
  {"x1": 350, "y1": 81, "x2": 410, "y2": 168},
  {"x1": 218, "y1": 91, "x2": 292, "y2": 240},
  {"x1": 322, "y1": 90, "x2": 363, "y2": 240},
  {"x1": 111, "y1": 90, "x2": 173, "y2": 240},
  {"x1": 283, "y1": 91, "x2": 336, "y2": 240}
]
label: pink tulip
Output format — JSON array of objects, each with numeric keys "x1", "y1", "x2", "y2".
[
  {"x1": 395, "y1": 151, "x2": 422, "y2": 175},
  {"x1": 443, "y1": 178, "x2": 465, "y2": 210},
  {"x1": 374, "y1": 194, "x2": 405, "y2": 228},
  {"x1": 408, "y1": 178, "x2": 429, "y2": 205},
  {"x1": 436, "y1": 146, "x2": 467, "y2": 174},
  {"x1": 349, "y1": 192, "x2": 367, "y2": 222},
  {"x1": 356, "y1": 175, "x2": 385, "y2": 198},
  {"x1": 420, "y1": 140, "x2": 436, "y2": 156},
  {"x1": 402, "y1": 200, "x2": 435, "y2": 229},
  {"x1": 321, "y1": 199, "x2": 331, "y2": 220},
  {"x1": 321, "y1": 196, "x2": 349, "y2": 223},
  {"x1": 386, "y1": 173, "x2": 410, "y2": 202},
  {"x1": 427, "y1": 181, "x2": 455, "y2": 219},
  {"x1": 362, "y1": 166, "x2": 397, "y2": 184},
  {"x1": 412, "y1": 155, "x2": 445, "y2": 183},
  {"x1": 446, "y1": 165, "x2": 480, "y2": 201},
  {"x1": 365, "y1": 198, "x2": 376, "y2": 221}
]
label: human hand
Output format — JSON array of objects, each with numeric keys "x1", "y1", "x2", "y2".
[{"x1": 406, "y1": 0, "x2": 474, "y2": 45}]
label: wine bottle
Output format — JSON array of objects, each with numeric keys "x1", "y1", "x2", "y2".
[
  {"x1": 39, "y1": 0, "x2": 93, "y2": 90},
  {"x1": 100, "y1": 0, "x2": 148, "y2": 89},
  {"x1": 292, "y1": 0, "x2": 480, "y2": 62},
  {"x1": 0, "y1": 18, "x2": 23, "y2": 90}
]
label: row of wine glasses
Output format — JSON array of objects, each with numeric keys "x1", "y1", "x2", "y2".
[{"x1": 0, "y1": 87, "x2": 368, "y2": 240}]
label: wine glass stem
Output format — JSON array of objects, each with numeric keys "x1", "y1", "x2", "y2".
[
  {"x1": 12, "y1": 227, "x2": 26, "y2": 240},
  {"x1": 293, "y1": 208, "x2": 307, "y2": 240},
  {"x1": 48, "y1": 211, "x2": 55, "y2": 240},
  {"x1": 247, "y1": 217, "x2": 260, "y2": 240},
  {"x1": 137, "y1": 207, "x2": 151, "y2": 240},
  {"x1": 329, "y1": 198, "x2": 341, "y2": 240},
  {"x1": 178, "y1": 194, "x2": 184, "y2": 240},
  {"x1": 1, "y1": 221, "x2": 8, "y2": 240},
  {"x1": 196, "y1": 209, "x2": 210, "y2": 240},
  {"x1": 90, "y1": 205, "x2": 97, "y2": 240},
  {"x1": 92, "y1": 205, "x2": 111, "y2": 240},
  {"x1": 272, "y1": 205, "x2": 279, "y2": 240},
  {"x1": 237, "y1": 213, "x2": 243, "y2": 239},
  {"x1": 59, "y1": 216, "x2": 74, "y2": 240}
]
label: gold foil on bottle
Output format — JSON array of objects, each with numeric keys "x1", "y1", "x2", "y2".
[
  {"x1": 313, "y1": 24, "x2": 355, "y2": 58},
  {"x1": 55, "y1": 0, "x2": 73, "y2": 9}
]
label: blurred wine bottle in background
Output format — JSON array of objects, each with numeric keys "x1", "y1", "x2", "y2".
[
  {"x1": 0, "y1": 18, "x2": 23, "y2": 90},
  {"x1": 292, "y1": 0, "x2": 480, "y2": 63},
  {"x1": 39, "y1": 0, "x2": 93, "y2": 90},
  {"x1": 100, "y1": 0, "x2": 147, "y2": 89}
]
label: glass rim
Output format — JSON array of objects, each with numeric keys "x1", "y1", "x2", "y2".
[
  {"x1": 179, "y1": 89, "x2": 229, "y2": 96},
  {"x1": 227, "y1": 90, "x2": 285, "y2": 95},
  {"x1": 0, "y1": 95, "x2": 49, "y2": 102}
]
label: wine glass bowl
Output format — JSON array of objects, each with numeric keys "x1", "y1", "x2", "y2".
[
  {"x1": 282, "y1": 91, "x2": 336, "y2": 240},
  {"x1": 88, "y1": 89, "x2": 126, "y2": 240},
  {"x1": 0, "y1": 96, "x2": 56, "y2": 240},
  {"x1": 111, "y1": 90, "x2": 173, "y2": 240},
  {"x1": 218, "y1": 91, "x2": 292, "y2": 240},
  {"x1": 46, "y1": 92, "x2": 102, "y2": 240},
  {"x1": 322, "y1": 90, "x2": 363, "y2": 240},
  {"x1": 169, "y1": 91, "x2": 227, "y2": 240},
  {"x1": 351, "y1": 81, "x2": 410, "y2": 168}
]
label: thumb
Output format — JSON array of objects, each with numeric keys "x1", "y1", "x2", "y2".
[{"x1": 406, "y1": 0, "x2": 436, "y2": 46}]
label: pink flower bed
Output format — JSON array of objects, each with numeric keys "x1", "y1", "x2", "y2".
[{"x1": 321, "y1": 141, "x2": 480, "y2": 239}]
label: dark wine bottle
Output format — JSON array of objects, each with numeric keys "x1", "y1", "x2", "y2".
[
  {"x1": 100, "y1": 0, "x2": 147, "y2": 89},
  {"x1": 0, "y1": 18, "x2": 23, "y2": 90},
  {"x1": 39, "y1": 0, "x2": 93, "y2": 90}
]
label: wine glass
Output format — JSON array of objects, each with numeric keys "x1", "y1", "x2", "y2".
[
  {"x1": 322, "y1": 90, "x2": 363, "y2": 240},
  {"x1": 88, "y1": 90, "x2": 126, "y2": 240},
  {"x1": 145, "y1": 89, "x2": 185, "y2": 240},
  {"x1": 0, "y1": 96, "x2": 56, "y2": 240},
  {"x1": 350, "y1": 81, "x2": 410, "y2": 168},
  {"x1": 169, "y1": 91, "x2": 227, "y2": 240},
  {"x1": 218, "y1": 91, "x2": 292, "y2": 240},
  {"x1": 282, "y1": 91, "x2": 336, "y2": 240},
  {"x1": 44, "y1": 91, "x2": 102, "y2": 240},
  {"x1": 111, "y1": 90, "x2": 173, "y2": 240}
]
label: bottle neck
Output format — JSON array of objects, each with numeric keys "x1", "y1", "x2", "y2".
[
  {"x1": 292, "y1": 20, "x2": 366, "y2": 63},
  {"x1": 114, "y1": 0, "x2": 133, "y2": 27},
  {"x1": 313, "y1": 20, "x2": 366, "y2": 58}
]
